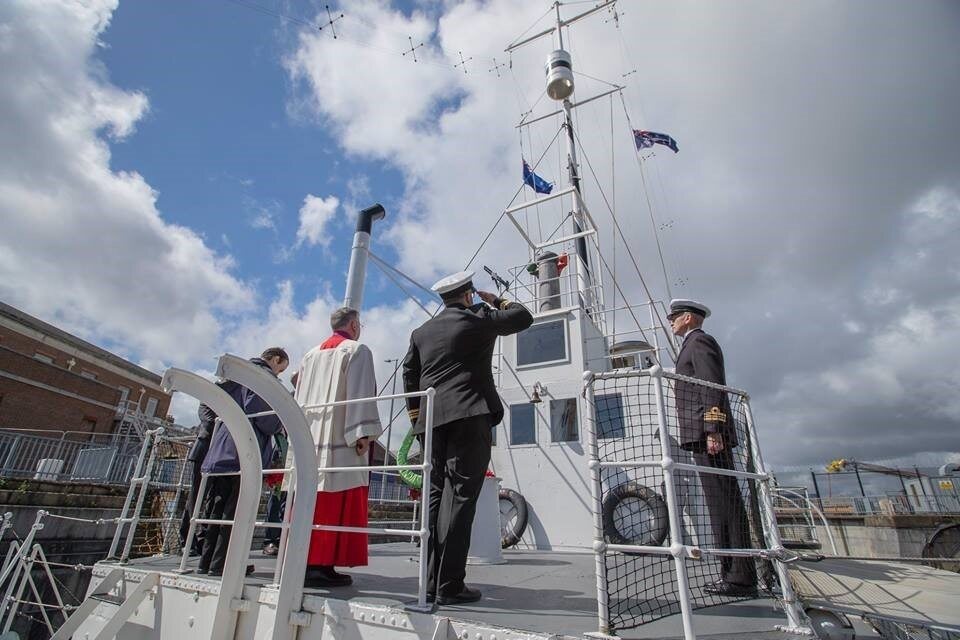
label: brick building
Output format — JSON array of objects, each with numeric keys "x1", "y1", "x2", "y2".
[{"x1": 0, "y1": 301, "x2": 172, "y2": 437}]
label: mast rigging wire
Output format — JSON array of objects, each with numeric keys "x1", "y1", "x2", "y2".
[
  {"x1": 615, "y1": 92, "x2": 674, "y2": 301},
  {"x1": 462, "y1": 124, "x2": 566, "y2": 272},
  {"x1": 570, "y1": 121, "x2": 677, "y2": 358}
]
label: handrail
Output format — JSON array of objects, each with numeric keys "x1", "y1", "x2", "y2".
[
  {"x1": 774, "y1": 488, "x2": 839, "y2": 555},
  {"x1": 172, "y1": 356, "x2": 438, "y2": 626},
  {"x1": 161, "y1": 367, "x2": 262, "y2": 640},
  {"x1": 583, "y1": 365, "x2": 811, "y2": 638}
]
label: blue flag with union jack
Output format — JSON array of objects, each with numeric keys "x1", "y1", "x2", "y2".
[
  {"x1": 522, "y1": 159, "x2": 554, "y2": 194},
  {"x1": 633, "y1": 130, "x2": 679, "y2": 153}
]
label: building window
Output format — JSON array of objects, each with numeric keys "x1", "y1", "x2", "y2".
[
  {"x1": 81, "y1": 416, "x2": 97, "y2": 433},
  {"x1": 509, "y1": 404, "x2": 536, "y2": 445},
  {"x1": 144, "y1": 397, "x2": 159, "y2": 418},
  {"x1": 118, "y1": 386, "x2": 130, "y2": 404},
  {"x1": 33, "y1": 352, "x2": 55, "y2": 365},
  {"x1": 80, "y1": 369, "x2": 98, "y2": 381},
  {"x1": 595, "y1": 393, "x2": 626, "y2": 439},
  {"x1": 516, "y1": 319, "x2": 568, "y2": 367},
  {"x1": 550, "y1": 398, "x2": 579, "y2": 442}
]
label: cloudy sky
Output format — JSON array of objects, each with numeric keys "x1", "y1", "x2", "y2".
[{"x1": 1, "y1": 0, "x2": 958, "y2": 479}]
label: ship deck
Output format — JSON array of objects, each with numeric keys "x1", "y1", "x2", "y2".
[
  {"x1": 122, "y1": 543, "x2": 798, "y2": 638},
  {"x1": 789, "y1": 557, "x2": 960, "y2": 631},
  {"x1": 102, "y1": 543, "x2": 960, "y2": 638}
]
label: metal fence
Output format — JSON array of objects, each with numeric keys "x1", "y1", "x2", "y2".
[
  {"x1": 816, "y1": 494, "x2": 960, "y2": 517},
  {"x1": 0, "y1": 429, "x2": 145, "y2": 486},
  {"x1": 808, "y1": 469, "x2": 960, "y2": 516}
]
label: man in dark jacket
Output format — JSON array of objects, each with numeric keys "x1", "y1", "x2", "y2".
[
  {"x1": 179, "y1": 402, "x2": 217, "y2": 555},
  {"x1": 670, "y1": 300, "x2": 756, "y2": 596},
  {"x1": 403, "y1": 270, "x2": 533, "y2": 605},
  {"x1": 197, "y1": 348, "x2": 288, "y2": 576}
]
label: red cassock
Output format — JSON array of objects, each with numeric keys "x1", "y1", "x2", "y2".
[
  {"x1": 306, "y1": 332, "x2": 370, "y2": 567},
  {"x1": 308, "y1": 485, "x2": 369, "y2": 566}
]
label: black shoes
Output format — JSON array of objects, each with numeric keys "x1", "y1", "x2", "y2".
[
  {"x1": 704, "y1": 581, "x2": 758, "y2": 597},
  {"x1": 207, "y1": 564, "x2": 255, "y2": 578},
  {"x1": 436, "y1": 586, "x2": 482, "y2": 605},
  {"x1": 304, "y1": 566, "x2": 353, "y2": 588}
]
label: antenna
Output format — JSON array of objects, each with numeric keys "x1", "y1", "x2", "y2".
[
  {"x1": 454, "y1": 51, "x2": 473, "y2": 74},
  {"x1": 319, "y1": 4, "x2": 344, "y2": 38},
  {"x1": 403, "y1": 36, "x2": 425, "y2": 62},
  {"x1": 488, "y1": 57, "x2": 508, "y2": 78}
]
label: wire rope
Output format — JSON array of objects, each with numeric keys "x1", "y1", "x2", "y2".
[
  {"x1": 617, "y1": 92, "x2": 674, "y2": 301},
  {"x1": 570, "y1": 122, "x2": 676, "y2": 357}
]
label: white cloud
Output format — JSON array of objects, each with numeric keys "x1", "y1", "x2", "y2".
[
  {"x1": 295, "y1": 194, "x2": 340, "y2": 247},
  {"x1": 286, "y1": 0, "x2": 960, "y2": 469},
  {"x1": 0, "y1": 0, "x2": 252, "y2": 366}
]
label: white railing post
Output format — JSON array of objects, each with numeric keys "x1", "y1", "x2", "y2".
[
  {"x1": 409, "y1": 387, "x2": 435, "y2": 613},
  {"x1": 649, "y1": 365, "x2": 697, "y2": 640},
  {"x1": 742, "y1": 399, "x2": 809, "y2": 633},
  {"x1": 216, "y1": 354, "x2": 319, "y2": 640},
  {"x1": 162, "y1": 367, "x2": 263, "y2": 640},
  {"x1": 107, "y1": 433, "x2": 154, "y2": 559},
  {"x1": 121, "y1": 428, "x2": 164, "y2": 561},
  {"x1": 582, "y1": 371, "x2": 614, "y2": 638}
]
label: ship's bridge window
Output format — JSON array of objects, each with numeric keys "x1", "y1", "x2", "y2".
[
  {"x1": 516, "y1": 319, "x2": 568, "y2": 367},
  {"x1": 550, "y1": 398, "x2": 579, "y2": 442},
  {"x1": 595, "y1": 393, "x2": 626, "y2": 439},
  {"x1": 509, "y1": 403, "x2": 536, "y2": 445}
]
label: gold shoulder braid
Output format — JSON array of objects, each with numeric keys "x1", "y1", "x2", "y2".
[
  {"x1": 407, "y1": 408, "x2": 420, "y2": 422},
  {"x1": 499, "y1": 299, "x2": 511, "y2": 310},
  {"x1": 704, "y1": 406, "x2": 727, "y2": 423}
]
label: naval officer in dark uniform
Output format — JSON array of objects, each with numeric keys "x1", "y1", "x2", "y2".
[
  {"x1": 403, "y1": 270, "x2": 533, "y2": 605},
  {"x1": 669, "y1": 299, "x2": 757, "y2": 597}
]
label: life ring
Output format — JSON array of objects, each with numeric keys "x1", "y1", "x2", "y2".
[
  {"x1": 396, "y1": 427, "x2": 422, "y2": 490},
  {"x1": 499, "y1": 488, "x2": 528, "y2": 548},
  {"x1": 601, "y1": 481, "x2": 669, "y2": 548}
]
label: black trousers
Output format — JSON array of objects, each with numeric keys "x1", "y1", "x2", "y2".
[
  {"x1": 264, "y1": 490, "x2": 286, "y2": 545},
  {"x1": 179, "y1": 458, "x2": 205, "y2": 551},
  {"x1": 198, "y1": 475, "x2": 241, "y2": 574},
  {"x1": 693, "y1": 450, "x2": 756, "y2": 586},
  {"x1": 427, "y1": 414, "x2": 493, "y2": 596}
]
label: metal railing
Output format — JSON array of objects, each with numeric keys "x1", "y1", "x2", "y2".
[
  {"x1": 0, "y1": 429, "x2": 145, "y2": 485},
  {"x1": 154, "y1": 355, "x2": 435, "y2": 640},
  {"x1": 815, "y1": 494, "x2": 960, "y2": 517},
  {"x1": 583, "y1": 366, "x2": 809, "y2": 639}
]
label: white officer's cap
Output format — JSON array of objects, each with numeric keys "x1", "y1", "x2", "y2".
[
  {"x1": 431, "y1": 270, "x2": 475, "y2": 295},
  {"x1": 667, "y1": 298, "x2": 711, "y2": 320}
]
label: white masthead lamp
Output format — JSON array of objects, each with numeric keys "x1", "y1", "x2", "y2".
[{"x1": 545, "y1": 49, "x2": 574, "y2": 101}]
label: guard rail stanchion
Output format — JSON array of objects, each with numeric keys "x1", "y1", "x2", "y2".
[
  {"x1": 650, "y1": 365, "x2": 697, "y2": 640},
  {"x1": 583, "y1": 371, "x2": 614, "y2": 638},
  {"x1": 121, "y1": 428, "x2": 164, "y2": 562},
  {"x1": 162, "y1": 367, "x2": 263, "y2": 640},
  {"x1": 742, "y1": 400, "x2": 810, "y2": 634},
  {"x1": 217, "y1": 354, "x2": 319, "y2": 640},
  {"x1": 407, "y1": 387, "x2": 435, "y2": 613},
  {"x1": 107, "y1": 433, "x2": 154, "y2": 559}
]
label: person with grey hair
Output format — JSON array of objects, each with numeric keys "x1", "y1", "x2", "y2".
[{"x1": 292, "y1": 307, "x2": 382, "y2": 588}]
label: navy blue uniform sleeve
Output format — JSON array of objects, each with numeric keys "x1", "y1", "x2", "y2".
[
  {"x1": 402, "y1": 334, "x2": 422, "y2": 423},
  {"x1": 486, "y1": 299, "x2": 534, "y2": 335},
  {"x1": 689, "y1": 334, "x2": 727, "y2": 434}
]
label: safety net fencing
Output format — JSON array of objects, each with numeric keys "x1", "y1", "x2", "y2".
[{"x1": 585, "y1": 367, "x2": 799, "y2": 635}]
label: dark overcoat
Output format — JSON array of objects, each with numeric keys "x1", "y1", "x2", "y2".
[
  {"x1": 674, "y1": 328, "x2": 738, "y2": 450},
  {"x1": 403, "y1": 299, "x2": 533, "y2": 431}
]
